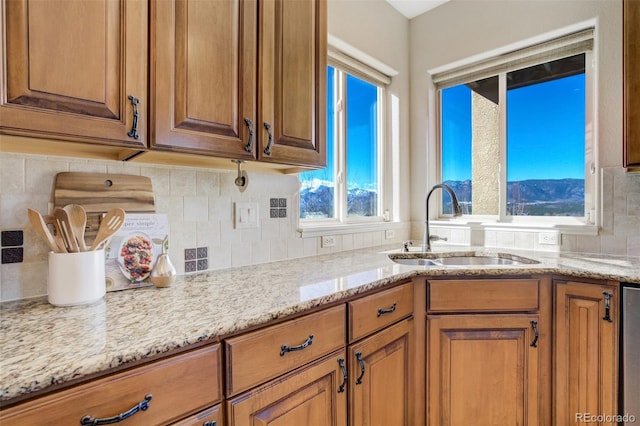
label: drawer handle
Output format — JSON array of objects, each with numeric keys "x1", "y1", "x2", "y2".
[
  {"x1": 243, "y1": 118, "x2": 254, "y2": 152},
  {"x1": 263, "y1": 122, "x2": 274, "y2": 155},
  {"x1": 337, "y1": 358, "x2": 347, "y2": 393},
  {"x1": 127, "y1": 95, "x2": 140, "y2": 140},
  {"x1": 280, "y1": 334, "x2": 314, "y2": 356},
  {"x1": 355, "y1": 352, "x2": 365, "y2": 384},
  {"x1": 203, "y1": 422, "x2": 216, "y2": 426},
  {"x1": 80, "y1": 394, "x2": 152, "y2": 425},
  {"x1": 602, "y1": 291, "x2": 613, "y2": 323},
  {"x1": 377, "y1": 303, "x2": 397, "y2": 317},
  {"x1": 530, "y1": 321, "x2": 539, "y2": 348}
]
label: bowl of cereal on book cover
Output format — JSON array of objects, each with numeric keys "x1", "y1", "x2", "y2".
[{"x1": 104, "y1": 214, "x2": 169, "y2": 291}]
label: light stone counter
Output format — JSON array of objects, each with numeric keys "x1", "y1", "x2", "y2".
[{"x1": 1, "y1": 245, "x2": 639, "y2": 403}]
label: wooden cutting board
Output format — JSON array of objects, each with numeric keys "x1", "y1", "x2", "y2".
[{"x1": 53, "y1": 172, "x2": 156, "y2": 237}]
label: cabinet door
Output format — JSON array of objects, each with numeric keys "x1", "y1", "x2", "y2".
[
  {"x1": 258, "y1": 0, "x2": 327, "y2": 168},
  {"x1": 227, "y1": 350, "x2": 347, "y2": 426},
  {"x1": 554, "y1": 280, "x2": 618, "y2": 425},
  {"x1": 0, "y1": 0, "x2": 147, "y2": 148},
  {"x1": 171, "y1": 404, "x2": 223, "y2": 426},
  {"x1": 624, "y1": 0, "x2": 640, "y2": 169},
  {"x1": 427, "y1": 315, "x2": 542, "y2": 426},
  {"x1": 349, "y1": 318, "x2": 415, "y2": 426},
  {"x1": 150, "y1": 0, "x2": 257, "y2": 160}
]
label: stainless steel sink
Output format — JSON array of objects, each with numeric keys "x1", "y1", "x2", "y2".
[
  {"x1": 390, "y1": 258, "x2": 439, "y2": 266},
  {"x1": 388, "y1": 251, "x2": 540, "y2": 267},
  {"x1": 434, "y1": 256, "x2": 526, "y2": 265}
]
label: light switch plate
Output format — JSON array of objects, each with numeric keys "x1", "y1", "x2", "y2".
[{"x1": 234, "y1": 202, "x2": 259, "y2": 229}]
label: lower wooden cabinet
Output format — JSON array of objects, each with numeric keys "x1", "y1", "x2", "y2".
[
  {"x1": 554, "y1": 279, "x2": 619, "y2": 425},
  {"x1": 0, "y1": 344, "x2": 222, "y2": 426},
  {"x1": 427, "y1": 314, "x2": 544, "y2": 425},
  {"x1": 348, "y1": 317, "x2": 415, "y2": 426},
  {"x1": 226, "y1": 350, "x2": 347, "y2": 426}
]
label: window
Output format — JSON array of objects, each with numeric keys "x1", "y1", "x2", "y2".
[
  {"x1": 300, "y1": 58, "x2": 388, "y2": 224},
  {"x1": 435, "y1": 29, "x2": 595, "y2": 225}
]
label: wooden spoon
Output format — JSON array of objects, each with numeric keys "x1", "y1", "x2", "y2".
[
  {"x1": 54, "y1": 207, "x2": 79, "y2": 253},
  {"x1": 89, "y1": 208, "x2": 126, "y2": 251},
  {"x1": 64, "y1": 204, "x2": 88, "y2": 251},
  {"x1": 27, "y1": 208, "x2": 60, "y2": 253}
]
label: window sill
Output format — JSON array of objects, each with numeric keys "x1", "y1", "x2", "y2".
[
  {"x1": 429, "y1": 219, "x2": 599, "y2": 236},
  {"x1": 298, "y1": 221, "x2": 405, "y2": 238}
]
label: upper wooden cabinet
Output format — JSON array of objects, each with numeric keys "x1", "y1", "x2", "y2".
[
  {"x1": 624, "y1": 0, "x2": 640, "y2": 170},
  {"x1": 150, "y1": 0, "x2": 257, "y2": 161},
  {"x1": 0, "y1": 0, "x2": 147, "y2": 149},
  {"x1": 257, "y1": 0, "x2": 327, "y2": 168},
  {"x1": 150, "y1": 0, "x2": 327, "y2": 169}
]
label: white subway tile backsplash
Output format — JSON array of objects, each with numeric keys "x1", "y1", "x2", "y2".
[{"x1": 1, "y1": 154, "x2": 638, "y2": 302}]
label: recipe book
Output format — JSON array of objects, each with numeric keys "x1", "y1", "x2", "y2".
[{"x1": 103, "y1": 213, "x2": 170, "y2": 292}]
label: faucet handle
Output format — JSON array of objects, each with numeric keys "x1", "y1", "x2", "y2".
[
  {"x1": 402, "y1": 240, "x2": 413, "y2": 252},
  {"x1": 429, "y1": 235, "x2": 448, "y2": 242}
]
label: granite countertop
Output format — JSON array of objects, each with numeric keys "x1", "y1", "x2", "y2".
[{"x1": 1, "y1": 244, "x2": 639, "y2": 403}]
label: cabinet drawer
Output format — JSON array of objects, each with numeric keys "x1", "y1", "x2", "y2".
[
  {"x1": 225, "y1": 304, "x2": 346, "y2": 396},
  {"x1": 348, "y1": 282, "x2": 413, "y2": 342},
  {"x1": 428, "y1": 279, "x2": 539, "y2": 312},
  {"x1": 0, "y1": 345, "x2": 222, "y2": 425}
]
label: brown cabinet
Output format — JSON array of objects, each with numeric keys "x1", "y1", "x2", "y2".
[
  {"x1": 553, "y1": 279, "x2": 619, "y2": 425},
  {"x1": 150, "y1": 0, "x2": 257, "y2": 161},
  {"x1": 227, "y1": 350, "x2": 347, "y2": 426},
  {"x1": 426, "y1": 278, "x2": 551, "y2": 426},
  {"x1": 0, "y1": 344, "x2": 223, "y2": 425},
  {"x1": 624, "y1": 0, "x2": 640, "y2": 170},
  {"x1": 150, "y1": 0, "x2": 326, "y2": 169},
  {"x1": 349, "y1": 318, "x2": 415, "y2": 426},
  {"x1": 346, "y1": 282, "x2": 417, "y2": 425},
  {"x1": 257, "y1": 0, "x2": 327, "y2": 168},
  {"x1": 0, "y1": 0, "x2": 147, "y2": 149},
  {"x1": 170, "y1": 404, "x2": 223, "y2": 426}
]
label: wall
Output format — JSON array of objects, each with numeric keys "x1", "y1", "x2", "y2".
[
  {"x1": 409, "y1": 0, "x2": 640, "y2": 256},
  {"x1": 0, "y1": 0, "x2": 411, "y2": 302}
]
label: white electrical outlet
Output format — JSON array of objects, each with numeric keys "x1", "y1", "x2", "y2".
[
  {"x1": 538, "y1": 232, "x2": 559, "y2": 245},
  {"x1": 385, "y1": 229, "x2": 395, "y2": 240},
  {"x1": 322, "y1": 235, "x2": 336, "y2": 248}
]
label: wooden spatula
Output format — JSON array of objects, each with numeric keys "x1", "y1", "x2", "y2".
[
  {"x1": 27, "y1": 208, "x2": 60, "y2": 253},
  {"x1": 89, "y1": 208, "x2": 126, "y2": 251}
]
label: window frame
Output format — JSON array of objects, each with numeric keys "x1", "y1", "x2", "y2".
[
  {"x1": 299, "y1": 57, "x2": 392, "y2": 231},
  {"x1": 433, "y1": 29, "x2": 597, "y2": 230}
]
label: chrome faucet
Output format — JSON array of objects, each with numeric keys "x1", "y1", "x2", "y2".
[{"x1": 423, "y1": 183, "x2": 463, "y2": 251}]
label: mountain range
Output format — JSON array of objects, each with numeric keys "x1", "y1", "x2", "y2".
[{"x1": 300, "y1": 178, "x2": 585, "y2": 218}]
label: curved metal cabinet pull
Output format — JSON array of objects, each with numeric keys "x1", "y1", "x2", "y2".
[
  {"x1": 377, "y1": 303, "x2": 397, "y2": 317},
  {"x1": 80, "y1": 394, "x2": 152, "y2": 425},
  {"x1": 280, "y1": 334, "x2": 314, "y2": 356},
  {"x1": 355, "y1": 352, "x2": 365, "y2": 384},
  {"x1": 337, "y1": 358, "x2": 347, "y2": 393},
  {"x1": 243, "y1": 118, "x2": 254, "y2": 152},
  {"x1": 530, "y1": 321, "x2": 539, "y2": 348},
  {"x1": 263, "y1": 122, "x2": 273, "y2": 155},
  {"x1": 203, "y1": 422, "x2": 217, "y2": 426},
  {"x1": 602, "y1": 292, "x2": 613, "y2": 322},
  {"x1": 127, "y1": 95, "x2": 140, "y2": 140}
]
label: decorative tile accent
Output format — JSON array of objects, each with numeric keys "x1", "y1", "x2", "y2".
[
  {"x1": 270, "y1": 208, "x2": 279, "y2": 218},
  {"x1": 185, "y1": 260, "x2": 197, "y2": 273},
  {"x1": 197, "y1": 247, "x2": 208, "y2": 259},
  {"x1": 278, "y1": 198, "x2": 286, "y2": 207},
  {"x1": 270, "y1": 198, "x2": 287, "y2": 218},
  {"x1": 270, "y1": 198, "x2": 279, "y2": 208},
  {"x1": 278, "y1": 208, "x2": 287, "y2": 218},
  {"x1": 184, "y1": 248, "x2": 197, "y2": 260},
  {"x1": 197, "y1": 259, "x2": 208, "y2": 271}
]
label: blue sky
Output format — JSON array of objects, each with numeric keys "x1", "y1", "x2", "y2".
[{"x1": 442, "y1": 73, "x2": 585, "y2": 182}]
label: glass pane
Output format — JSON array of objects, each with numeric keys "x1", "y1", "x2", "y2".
[
  {"x1": 506, "y1": 54, "x2": 585, "y2": 216},
  {"x1": 346, "y1": 74, "x2": 379, "y2": 217},
  {"x1": 299, "y1": 66, "x2": 335, "y2": 219},
  {"x1": 441, "y1": 76, "x2": 499, "y2": 215}
]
